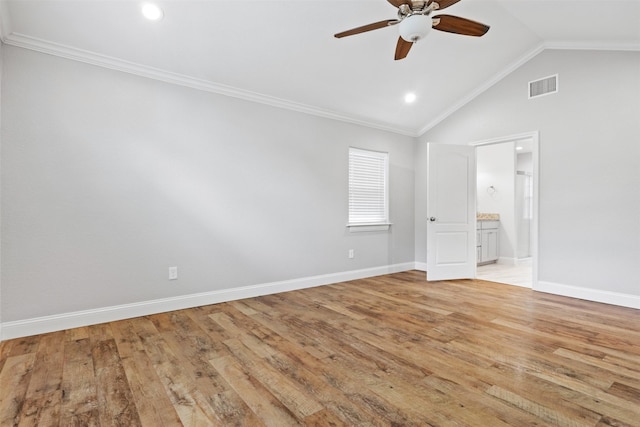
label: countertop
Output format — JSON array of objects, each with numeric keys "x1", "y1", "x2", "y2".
[{"x1": 477, "y1": 213, "x2": 500, "y2": 221}]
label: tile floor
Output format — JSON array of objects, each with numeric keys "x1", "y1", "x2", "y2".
[{"x1": 476, "y1": 259, "x2": 532, "y2": 288}]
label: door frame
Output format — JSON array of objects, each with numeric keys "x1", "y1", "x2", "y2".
[{"x1": 469, "y1": 131, "x2": 539, "y2": 288}]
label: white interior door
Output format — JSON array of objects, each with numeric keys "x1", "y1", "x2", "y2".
[{"x1": 426, "y1": 143, "x2": 476, "y2": 281}]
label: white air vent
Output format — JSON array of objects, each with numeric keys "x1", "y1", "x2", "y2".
[{"x1": 528, "y1": 74, "x2": 558, "y2": 99}]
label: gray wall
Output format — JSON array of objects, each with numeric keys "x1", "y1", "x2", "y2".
[
  {"x1": 1, "y1": 46, "x2": 415, "y2": 322},
  {"x1": 3, "y1": 44, "x2": 638, "y2": 329},
  {"x1": 416, "y1": 49, "x2": 640, "y2": 297}
]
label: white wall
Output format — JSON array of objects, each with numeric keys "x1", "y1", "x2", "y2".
[
  {"x1": 0, "y1": 46, "x2": 415, "y2": 332},
  {"x1": 517, "y1": 152, "x2": 532, "y2": 173},
  {"x1": 415, "y1": 49, "x2": 640, "y2": 306},
  {"x1": 516, "y1": 152, "x2": 533, "y2": 259},
  {"x1": 413, "y1": 140, "x2": 428, "y2": 268},
  {"x1": 476, "y1": 142, "x2": 516, "y2": 262},
  {"x1": 0, "y1": 40, "x2": 3, "y2": 338}
]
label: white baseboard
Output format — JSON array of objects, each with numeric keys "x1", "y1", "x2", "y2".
[
  {"x1": 497, "y1": 257, "x2": 518, "y2": 266},
  {"x1": 0, "y1": 262, "x2": 414, "y2": 341},
  {"x1": 535, "y1": 281, "x2": 640, "y2": 310},
  {"x1": 414, "y1": 261, "x2": 427, "y2": 272}
]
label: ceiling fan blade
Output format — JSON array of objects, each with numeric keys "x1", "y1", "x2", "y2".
[
  {"x1": 387, "y1": 0, "x2": 412, "y2": 8},
  {"x1": 334, "y1": 19, "x2": 399, "y2": 38},
  {"x1": 432, "y1": 14, "x2": 490, "y2": 37},
  {"x1": 394, "y1": 37, "x2": 413, "y2": 60},
  {"x1": 430, "y1": 0, "x2": 462, "y2": 10}
]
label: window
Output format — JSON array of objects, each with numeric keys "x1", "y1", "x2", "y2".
[{"x1": 348, "y1": 147, "x2": 390, "y2": 231}]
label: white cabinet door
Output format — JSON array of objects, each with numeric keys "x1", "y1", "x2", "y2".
[
  {"x1": 481, "y1": 229, "x2": 499, "y2": 262},
  {"x1": 426, "y1": 144, "x2": 476, "y2": 281}
]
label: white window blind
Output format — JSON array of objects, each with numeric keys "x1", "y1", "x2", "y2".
[{"x1": 348, "y1": 147, "x2": 389, "y2": 226}]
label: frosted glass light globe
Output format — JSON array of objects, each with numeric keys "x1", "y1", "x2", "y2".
[{"x1": 399, "y1": 15, "x2": 432, "y2": 42}]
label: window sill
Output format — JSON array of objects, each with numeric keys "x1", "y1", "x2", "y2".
[{"x1": 347, "y1": 223, "x2": 392, "y2": 233}]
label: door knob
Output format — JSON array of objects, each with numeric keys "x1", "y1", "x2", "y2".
[{"x1": 429, "y1": 217, "x2": 436, "y2": 222}]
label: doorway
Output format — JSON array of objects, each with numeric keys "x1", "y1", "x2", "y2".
[{"x1": 471, "y1": 132, "x2": 539, "y2": 288}]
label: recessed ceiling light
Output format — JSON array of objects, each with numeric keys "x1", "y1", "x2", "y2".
[
  {"x1": 516, "y1": 146, "x2": 523, "y2": 151},
  {"x1": 404, "y1": 93, "x2": 417, "y2": 103},
  {"x1": 142, "y1": 3, "x2": 163, "y2": 21}
]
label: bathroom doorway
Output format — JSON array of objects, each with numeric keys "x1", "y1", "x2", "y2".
[{"x1": 471, "y1": 132, "x2": 538, "y2": 288}]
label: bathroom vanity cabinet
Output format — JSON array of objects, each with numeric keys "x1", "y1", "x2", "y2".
[{"x1": 477, "y1": 220, "x2": 499, "y2": 265}]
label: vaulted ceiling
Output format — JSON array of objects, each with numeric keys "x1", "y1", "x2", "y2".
[{"x1": 1, "y1": 0, "x2": 639, "y2": 136}]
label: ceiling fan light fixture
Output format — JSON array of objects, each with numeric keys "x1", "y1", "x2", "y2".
[{"x1": 399, "y1": 14, "x2": 432, "y2": 42}]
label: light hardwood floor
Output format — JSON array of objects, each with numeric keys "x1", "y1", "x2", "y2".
[{"x1": 1, "y1": 271, "x2": 639, "y2": 426}]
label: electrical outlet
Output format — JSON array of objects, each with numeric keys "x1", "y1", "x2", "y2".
[
  {"x1": 348, "y1": 249, "x2": 354, "y2": 259},
  {"x1": 169, "y1": 266, "x2": 178, "y2": 280}
]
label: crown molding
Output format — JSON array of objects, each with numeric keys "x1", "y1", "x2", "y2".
[
  {"x1": 2, "y1": 26, "x2": 638, "y2": 139},
  {"x1": 3, "y1": 31, "x2": 419, "y2": 137},
  {"x1": 416, "y1": 42, "x2": 546, "y2": 136},
  {"x1": 543, "y1": 40, "x2": 640, "y2": 51},
  {"x1": 415, "y1": 39, "x2": 640, "y2": 136},
  {"x1": 0, "y1": 0, "x2": 11, "y2": 42}
]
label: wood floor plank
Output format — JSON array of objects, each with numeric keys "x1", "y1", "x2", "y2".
[
  {"x1": 238, "y1": 306, "x2": 332, "y2": 361},
  {"x1": 60, "y1": 407, "x2": 101, "y2": 427},
  {"x1": 155, "y1": 313, "x2": 263, "y2": 425},
  {"x1": 65, "y1": 327, "x2": 89, "y2": 343},
  {"x1": 59, "y1": 339, "x2": 99, "y2": 425},
  {"x1": 217, "y1": 301, "x2": 412, "y2": 425},
  {"x1": 0, "y1": 353, "x2": 36, "y2": 426},
  {"x1": 7, "y1": 336, "x2": 40, "y2": 358},
  {"x1": 608, "y1": 381, "x2": 640, "y2": 402},
  {"x1": 120, "y1": 350, "x2": 183, "y2": 427},
  {"x1": 210, "y1": 355, "x2": 297, "y2": 427},
  {"x1": 487, "y1": 384, "x2": 598, "y2": 427},
  {"x1": 530, "y1": 368, "x2": 640, "y2": 425},
  {"x1": 233, "y1": 314, "x2": 391, "y2": 425},
  {"x1": 139, "y1": 327, "x2": 223, "y2": 426},
  {"x1": 302, "y1": 408, "x2": 349, "y2": 427},
  {"x1": 110, "y1": 319, "x2": 147, "y2": 359},
  {"x1": 16, "y1": 331, "x2": 65, "y2": 427},
  {"x1": 183, "y1": 306, "x2": 234, "y2": 345},
  {"x1": 94, "y1": 363, "x2": 142, "y2": 427},
  {"x1": 554, "y1": 347, "x2": 640, "y2": 388},
  {"x1": 221, "y1": 338, "x2": 324, "y2": 419},
  {"x1": 2, "y1": 271, "x2": 639, "y2": 426},
  {"x1": 92, "y1": 338, "x2": 142, "y2": 427}
]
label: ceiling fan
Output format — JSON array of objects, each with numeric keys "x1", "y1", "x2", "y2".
[{"x1": 334, "y1": 0, "x2": 490, "y2": 60}]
